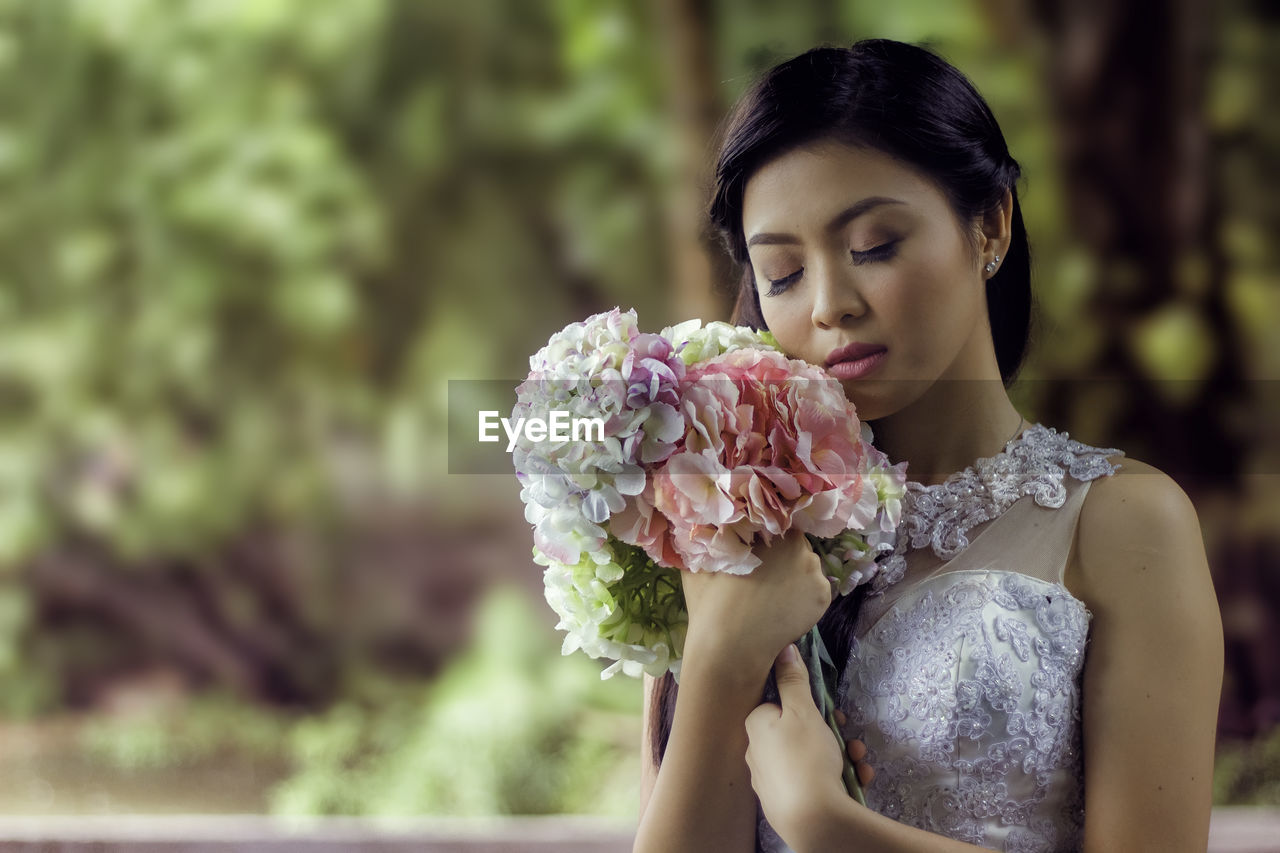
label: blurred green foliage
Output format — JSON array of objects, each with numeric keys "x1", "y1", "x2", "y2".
[
  {"x1": 1215, "y1": 727, "x2": 1280, "y2": 805},
  {"x1": 80, "y1": 691, "x2": 292, "y2": 772},
  {"x1": 65, "y1": 585, "x2": 642, "y2": 815},
  {"x1": 0, "y1": 0, "x2": 385, "y2": 562},
  {"x1": 270, "y1": 586, "x2": 640, "y2": 817}
]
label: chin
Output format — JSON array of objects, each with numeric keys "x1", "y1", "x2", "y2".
[
  {"x1": 836, "y1": 379, "x2": 893, "y2": 422},
  {"x1": 839, "y1": 377, "x2": 933, "y2": 424}
]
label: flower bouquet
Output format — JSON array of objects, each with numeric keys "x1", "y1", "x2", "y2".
[{"x1": 511, "y1": 308, "x2": 905, "y2": 804}]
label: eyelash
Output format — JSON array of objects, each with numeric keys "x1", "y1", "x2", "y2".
[
  {"x1": 765, "y1": 269, "x2": 802, "y2": 297},
  {"x1": 852, "y1": 240, "x2": 899, "y2": 266},
  {"x1": 763, "y1": 240, "x2": 900, "y2": 296}
]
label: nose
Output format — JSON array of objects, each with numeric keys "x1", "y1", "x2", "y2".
[{"x1": 810, "y1": 257, "x2": 868, "y2": 329}]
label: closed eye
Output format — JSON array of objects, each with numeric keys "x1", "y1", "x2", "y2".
[
  {"x1": 765, "y1": 269, "x2": 803, "y2": 297},
  {"x1": 851, "y1": 240, "x2": 899, "y2": 266}
]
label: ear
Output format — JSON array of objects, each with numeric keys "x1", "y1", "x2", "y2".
[{"x1": 978, "y1": 188, "x2": 1014, "y2": 278}]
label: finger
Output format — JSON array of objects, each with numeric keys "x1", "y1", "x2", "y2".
[
  {"x1": 772, "y1": 644, "x2": 815, "y2": 711},
  {"x1": 834, "y1": 709, "x2": 847, "y2": 727},
  {"x1": 846, "y1": 738, "x2": 867, "y2": 762},
  {"x1": 744, "y1": 700, "x2": 782, "y2": 741},
  {"x1": 856, "y1": 760, "x2": 875, "y2": 787}
]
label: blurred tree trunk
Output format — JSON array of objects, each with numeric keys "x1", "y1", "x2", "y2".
[
  {"x1": 1027, "y1": 0, "x2": 1247, "y2": 490},
  {"x1": 23, "y1": 504, "x2": 516, "y2": 710},
  {"x1": 1016, "y1": 0, "x2": 1277, "y2": 740},
  {"x1": 656, "y1": 0, "x2": 734, "y2": 322}
]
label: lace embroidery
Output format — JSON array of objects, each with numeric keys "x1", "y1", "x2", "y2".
[
  {"x1": 840, "y1": 572, "x2": 1089, "y2": 852},
  {"x1": 871, "y1": 425, "x2": 1121, "y2": 594}
]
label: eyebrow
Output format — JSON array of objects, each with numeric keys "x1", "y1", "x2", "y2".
[{"x1": 746, "y1": 196, "x2": 906, "y2": 248}]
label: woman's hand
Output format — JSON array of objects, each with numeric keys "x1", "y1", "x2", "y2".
[
  {"x1": 679, "y1": 529, "x2": 833, "y2": 675},
  {"x1": 744, "y1": 644, "x2": 853, "y2": 844}
]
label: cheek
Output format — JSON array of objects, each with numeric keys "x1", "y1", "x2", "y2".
[
  {"x1": 758, "y1": 296, "x2": 806, "y2": 347},
  {"x1": 906, "y1": 237, "x2": 982, "y2": 317},
  {"x1": 883, "y1": 249, "x2": 983, "y2": 356}
]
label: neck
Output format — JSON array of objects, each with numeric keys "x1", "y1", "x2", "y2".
[{"x1": 869, "y1": 379, "x2": 1024, "y2": 486}]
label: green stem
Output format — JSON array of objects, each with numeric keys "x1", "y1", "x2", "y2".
[{"x1": 796, "y1": 625, "x2": 866, "y2": 807}]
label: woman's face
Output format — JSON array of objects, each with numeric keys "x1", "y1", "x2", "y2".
[{"x1": 741, "y1": 140, "x2": 998, "y2": 421}]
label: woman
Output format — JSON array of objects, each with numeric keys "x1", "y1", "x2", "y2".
[{"x1": 633, "y1": 40, "x2": 1222, "y2": 853}]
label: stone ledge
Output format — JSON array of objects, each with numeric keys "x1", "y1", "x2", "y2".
[
  {"x1": 0, "y1": 809, "x2": 1277, "y2": 852},
  {"x1": 1210, "y1": 807, "x2": 1280, "y2": 853},
  {"x1": 0, "y1": 815, "x2": 635, "y2": 852}
]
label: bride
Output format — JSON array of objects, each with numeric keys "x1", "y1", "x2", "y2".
[{"x1": 633, "y1": 40, "x2": 1223, "y2": 853}]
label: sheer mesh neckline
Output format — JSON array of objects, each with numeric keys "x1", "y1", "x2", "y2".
[{"x1": 869, "y1": 424, "x2": 1122, "y2": 596}]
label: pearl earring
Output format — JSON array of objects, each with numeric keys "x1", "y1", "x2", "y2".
[{"x1": 985, "y1": 254, "x2": 1001, "y2": 275}]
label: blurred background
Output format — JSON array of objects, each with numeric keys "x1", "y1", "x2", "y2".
[{"x1": 0, "y1": 0, "x2": 1277, "y2": 827}]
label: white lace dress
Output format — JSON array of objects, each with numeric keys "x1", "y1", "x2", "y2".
[{"x1": 758, "y1": 425, "x2": 1121, "y2": 853}]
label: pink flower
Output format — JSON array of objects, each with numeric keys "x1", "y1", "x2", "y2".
[
  {"x1": 644, "y1": 348, "x2": 873, "y2": 574},
  {"x1": 608, "y1": 479, "x2": 684, "y2": 570}
]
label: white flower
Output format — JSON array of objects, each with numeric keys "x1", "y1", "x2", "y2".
[
  {"x1": 536, "y1": 537, "x2": 687, "y2": 680},
  {"x1": 660, "y1": 318, "x2": 778, "y2": 365}
]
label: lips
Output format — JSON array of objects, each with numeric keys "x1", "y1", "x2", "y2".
[{"x1": 825, "y1": 342, "x2": 887, "y2": 367}]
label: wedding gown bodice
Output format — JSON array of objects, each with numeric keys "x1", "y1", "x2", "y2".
[{"x1": 758, "y1": 425, "x2": 1121, "y2": 853}]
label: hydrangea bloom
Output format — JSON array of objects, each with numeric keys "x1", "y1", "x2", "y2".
[
  {"x1": 538, "y1": 536, "x2": 687, "y2": 679},
  {"x1": 513, "y1": 308, "x2": 686, "y2": 566},
  {"x1": 810, "y1": 427, "x2": 908, "y2": 593},
  {"x1": 639, "y1": 347, "x2": 882, "y2": 574},
  {"x1": 661, "y1": 318, "x2": 780, "y2": 364}
]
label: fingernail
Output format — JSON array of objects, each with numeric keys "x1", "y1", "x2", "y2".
[{"x1": 783, "y1": 644, "x2": 799, "y2": 663}]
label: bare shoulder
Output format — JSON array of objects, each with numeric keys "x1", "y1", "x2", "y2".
[
  {"x1": 1073, "y1": 454, "x2": 1210, "y2": 618},
  {"x1": 1078, "y1": 455, "x2": 1200, "y2": 548},
  {"x1": 1072, "y1": 458, "x2": 1222, "y2": 851}
]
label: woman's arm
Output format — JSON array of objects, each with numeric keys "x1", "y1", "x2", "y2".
[
  {"x1": 1072, "y1": 460, "x2": 1223, "y2": 852},
  {"x1": 634, "y1": 638, "x2": 772, "y2": 853},
  {"x1": 633, "y1": 530, "x2": 834, "y2": 853}
]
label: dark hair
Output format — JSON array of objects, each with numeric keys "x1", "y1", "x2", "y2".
[
  {"x1": 718, "y1": 39, "x2": 1030, "y2": 382},
  {"x1": 649, "y1": 39, "x2": 1033, "y2": 768}
]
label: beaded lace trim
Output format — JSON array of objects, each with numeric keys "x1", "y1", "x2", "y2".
[{"x1": 869, "y1": 424, "x2": 1122, "y2": 595}]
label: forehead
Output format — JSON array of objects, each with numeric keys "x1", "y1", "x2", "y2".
[{"x1": 741, "y1": 140, "x2": 946, "y2": 236}]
